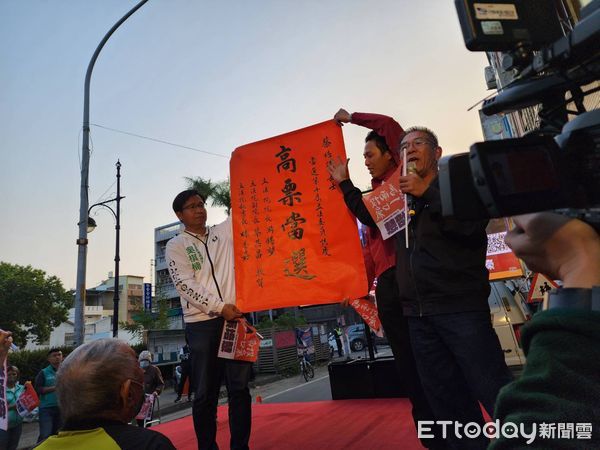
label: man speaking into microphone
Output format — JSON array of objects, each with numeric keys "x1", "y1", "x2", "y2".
[
  {"x1": 327, "y1": 109, "x2": 441, "y2": 450},
  {"x1": 405, "y1": 160, "x2": 418, "y2": 217},
  {"x1": 398, "y1": 127, "x2": 511, "y2": 450}
]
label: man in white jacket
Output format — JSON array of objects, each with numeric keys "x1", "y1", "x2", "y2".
[{"x1": 166, "y1": 189, "x2": 251, "y2": 450}]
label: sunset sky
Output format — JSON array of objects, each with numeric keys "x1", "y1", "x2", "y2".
[{"x1": 1, "y1": 0, "x2": 490, "y2": 289}]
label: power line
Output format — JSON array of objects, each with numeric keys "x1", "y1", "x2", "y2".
[
  {"x1": 93, "y1": 179, "x2": 117, "y2": 206},
  {"x1": 91, "y1": 123, "x2": 228, "y2": 158}
]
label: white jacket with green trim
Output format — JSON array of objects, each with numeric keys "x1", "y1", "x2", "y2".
[{"x1": 165, "y1": 217, "x2": 235, "y2": 323}]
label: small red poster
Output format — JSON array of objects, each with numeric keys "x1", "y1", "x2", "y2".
[
  {"x1": 362, "y1": 167, "x2": 407, "y2": 240},
  {"x1": 486, "y1": 218, "x2": 524, "y2": 280},
  {"x1": 135, "y1": 393, "x2": 155, "y2": 420},
  {"x1": 218, "y1": 319, "x2": 261, "y2": 363},
  {"x1": 16, "y1": 382, "x2": 39, "y2": 417},
  {"x1": 350, "y1": 298, "x2": 383, "y2": 337}
]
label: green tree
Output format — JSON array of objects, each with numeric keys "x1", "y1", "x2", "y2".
[
  {"x1": 185, "y1": 176, "x2": 231, "y2": 215},
  {"x1": 120, "y1": 296, "x2": 170, "y2": 343},
  {"x1": 0, "y1": 262, "x2": 72, "y2": 345},
  {"x1": 274, "y1": 312, "x2": 307, "y2": 328},
  {"x1": 256, "y1": 312, "x2": 307, "y2": 330},
  {"x1": 212, "y1": 180, "x2": 231, "y2": 216}
]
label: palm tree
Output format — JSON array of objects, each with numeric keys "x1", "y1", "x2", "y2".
[
  {"x1": 212, "y1": 179, "x2": 231, "y2": 216},
  {"x1": 185, "y1": 177, "x2": 231, "y2": 215}
]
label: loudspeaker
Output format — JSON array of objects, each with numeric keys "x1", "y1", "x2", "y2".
[{"x1": 328, "y1": 356, "x2": 407, "y2": 400}]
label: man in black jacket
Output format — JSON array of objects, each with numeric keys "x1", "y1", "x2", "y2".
[{"x1": 397, "y1": 127, "x2": 512, "y2": 450}]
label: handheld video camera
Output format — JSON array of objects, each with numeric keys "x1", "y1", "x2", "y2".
[{"x1": 439, "y1": 0, "x2": 600, "y2": 224}]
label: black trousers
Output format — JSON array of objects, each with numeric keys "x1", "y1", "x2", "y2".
[
  {"x1": 186, "y1": 317, "x2": 252, "y2": 450},
  {"x1": 376, "y1": 268, "x2": 446, "y2": 450},
  {"x1": 408, "y1": 311, "x2": 513, "y2": 450},
  {"x1": 177, "y1": 362, "x2": 191, "y2": 399},
  {"x1": 334, "y1": 337, "x2": 343, "y2": 357}
]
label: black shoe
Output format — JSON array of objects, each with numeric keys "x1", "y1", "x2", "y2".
[
  {"x1": 174, "y1": 396, "x2": 181, "y2": 403},
  {"x1": 187, "y1": 397, "x2": 192, "y2": 402}
]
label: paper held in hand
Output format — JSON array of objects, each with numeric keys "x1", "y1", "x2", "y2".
[
  {"x1": 16, "y1": 381, "x2": 40, "y2": 418},
  {"x1": 135, "y1": 393, "x2": 155, "y2": 421},
  {"x1": 218, "y1": 318, "x2": 262, "y2": 363},
  {"x1": 362, "y1": 167, "x2": 408, "y2": 240},
  {"x1": 350, "y1": 297, "x2": 384, "y2": 337}
]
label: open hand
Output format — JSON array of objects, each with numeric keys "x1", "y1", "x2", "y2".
[{"x1": 327, "y1": 156, "x2": 350, "y2": 183}]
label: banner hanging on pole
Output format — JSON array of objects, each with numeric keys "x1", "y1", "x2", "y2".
[
  {"x1": 230, "y1": 120, "x2": 368, "y2": 312},
  {"x1": 143, "y1": 283, "x2": 152, "y2": 311}
]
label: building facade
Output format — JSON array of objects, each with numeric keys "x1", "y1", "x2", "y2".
[
  {"x1": 86, "y1": 273, "x2": 145, "y2": 324},
  {"x1": 481, "y1": 0, "x2": 599, "y2": 140},
  {"x1": 24, "y1": 274, "x2": 144, "y2": 350},
  {"x1": 154, "y1": 221, "x2": 186, "y2": 331}
]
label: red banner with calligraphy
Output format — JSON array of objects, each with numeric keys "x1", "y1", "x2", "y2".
[{"x1": 230, "y1": 120, "x2": 368, "y2": 311}]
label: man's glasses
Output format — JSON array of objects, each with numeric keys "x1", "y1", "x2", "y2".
[
  {"x1": 183, "y1": 202, "x2": 205, "y2": 211},
  {"x1": 400, "y1": 138, "x2": 435, "y2": 152}
]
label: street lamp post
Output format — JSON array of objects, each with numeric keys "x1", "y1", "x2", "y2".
[
  {"x1": 74, "y1": 0, "x2": 148, "y2": 346},
  {"x1": 87, "y1": 161, "x2": 125, "y2": 338}
]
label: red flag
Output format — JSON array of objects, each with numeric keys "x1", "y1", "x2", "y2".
[{"x1": 350, "y1": 298, "x2": 383, "y2": 337}]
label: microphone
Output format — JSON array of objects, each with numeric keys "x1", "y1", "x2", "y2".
[{"x1": 406, "y1": 161, "x2": 417, "y2": 217}]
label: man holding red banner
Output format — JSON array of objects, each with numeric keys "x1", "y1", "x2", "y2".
[
  {"x1": 166, "y1": 190, "x2": 252, "y2": 450},
  {"x1": 327, "y1": 108, "x2": 441, "y2": 450}
]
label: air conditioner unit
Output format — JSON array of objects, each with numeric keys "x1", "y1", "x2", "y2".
[{"x1": 484, "y1": 65, "x2": 498, "y2": 90}]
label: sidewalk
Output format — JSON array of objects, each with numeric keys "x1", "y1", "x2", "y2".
[{"x1": 16, "y1": 371, "x2": 285, "y2": 450}]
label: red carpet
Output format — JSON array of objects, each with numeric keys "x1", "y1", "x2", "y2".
[{"x1": 154, "y1": 399, "x2": 426, "y2": 449}]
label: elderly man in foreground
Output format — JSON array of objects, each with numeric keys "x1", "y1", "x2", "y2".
[{"x1": 35, "y1": 339, "x2": 175, "y2": 450}]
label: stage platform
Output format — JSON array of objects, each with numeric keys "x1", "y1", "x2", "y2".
[{"x1": 154, "y1": 398, "x2": 426, "y2": 449}]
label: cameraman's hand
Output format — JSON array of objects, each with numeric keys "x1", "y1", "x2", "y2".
[
  {"x1": 222, "y1": 304, "x2": 243, "y2": 321},
  {"x1": 505, "y1": 212, "x2": 600, "y2": 288},
  {"x1": 399, "y1": 173, "x2": 429, "y2": 198},
  {"x1": 333, "y1": 108, "x2": 352, "y2": 126},
  {"x1": 327, "y1": 156, "x2": 350, "y2": 183}
]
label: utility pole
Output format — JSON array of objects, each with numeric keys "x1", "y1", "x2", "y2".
[{"x1": 74, "y1": 0, "x2": 148, "y2": 346}]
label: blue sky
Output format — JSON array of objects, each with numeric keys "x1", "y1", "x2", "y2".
[{"x1": 1, "y1": 0, "x2": 490, "y2": 289}]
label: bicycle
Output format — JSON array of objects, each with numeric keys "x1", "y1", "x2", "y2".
[{"x1": 299, "y1": 349, "x2": 315, "y2": 382}]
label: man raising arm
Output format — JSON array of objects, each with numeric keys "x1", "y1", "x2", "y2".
[{"x1": 328, "y1": 109, "x2": 442, "y2": 450}]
